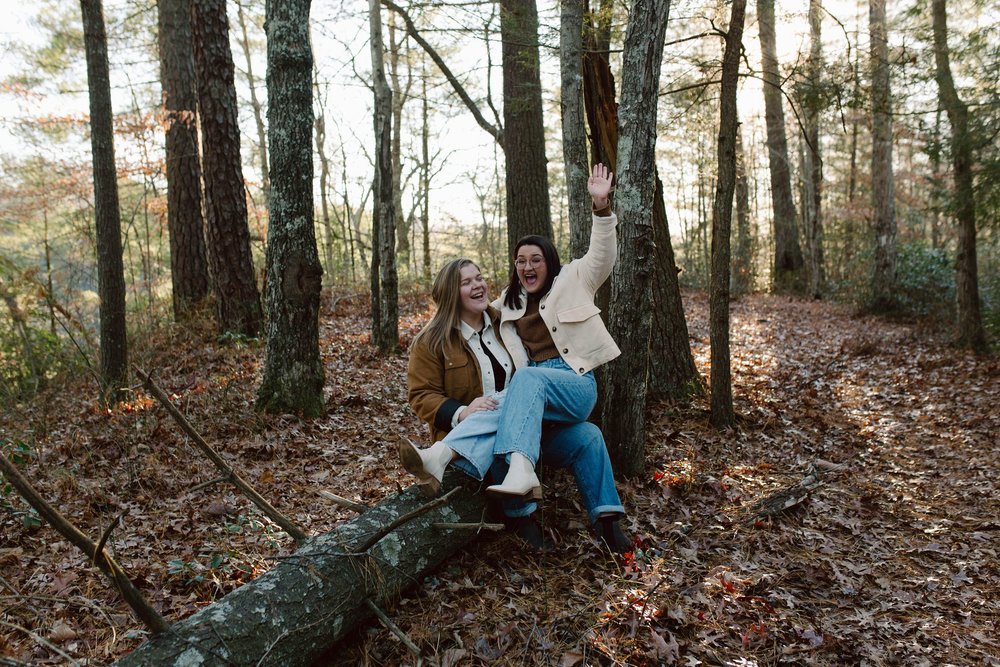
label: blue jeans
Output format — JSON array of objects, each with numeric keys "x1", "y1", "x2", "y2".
[
  {"x1": 441, "y1": 357, "x2": 622, "y2": 523},
  {"x1": 490, "y1": 421, "x2": 625, "y2": 524}
]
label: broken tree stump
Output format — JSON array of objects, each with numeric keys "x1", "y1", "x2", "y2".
[{"x1": 113, "y1": 473, "x2": 490, "y2": 666}]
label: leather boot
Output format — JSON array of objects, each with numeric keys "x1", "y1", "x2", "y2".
[
  {"x1": 486, "y1": 453, "x2": 542, "y2": 500},
  {"x1": 594, "y1": 515, "x2": 631, "y2": 554},
  {"x1": 399, "y1": 439, "x2": 454, "y2": 497}
]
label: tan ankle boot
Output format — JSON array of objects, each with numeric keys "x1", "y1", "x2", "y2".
[
  {"x1": 399, "y1": 439, "x2": 454, "y2": 497},
  {"x1": 486, "y1": 453, "x2": 542, "y2": 500}
]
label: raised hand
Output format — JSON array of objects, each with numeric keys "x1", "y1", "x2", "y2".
[{"x1": 587, "y1": 163, "x2": 613, "y2": 208}]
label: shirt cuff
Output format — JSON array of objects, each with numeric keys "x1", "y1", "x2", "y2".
[
  {"x1": 593, "y1": 203, "x2": 612, "y2": 217},
  {"x1": 451, "y1": 405, "x2": 466, "y2": 429},
  {"x1": 434, "y1": 398, "x2": 465, "y2": 432}
]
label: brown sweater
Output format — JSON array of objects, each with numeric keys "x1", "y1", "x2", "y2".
[{"x1": 518, "y1": 294, "x2": 559, "y2": 362}]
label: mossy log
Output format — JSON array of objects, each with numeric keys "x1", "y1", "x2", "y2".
[{"x1": 114, "y1": 474, "x2": 487, "y2": 666}]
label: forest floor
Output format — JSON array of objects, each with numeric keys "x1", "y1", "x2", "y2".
[{"x1": 1, "y1": 290, "x2": 998, "y2": 666}]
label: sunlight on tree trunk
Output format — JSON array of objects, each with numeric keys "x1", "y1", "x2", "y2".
[{"x1": 868, "y1": 0, "x2": 897, "y2": 311}]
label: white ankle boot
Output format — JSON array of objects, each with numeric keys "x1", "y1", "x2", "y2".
[
  {"x1": 399, "y1": 439, "x2": 454, "y2": 497},
  {"x1": 487, "y1": 453, "x2": 542, "y2": 500}
]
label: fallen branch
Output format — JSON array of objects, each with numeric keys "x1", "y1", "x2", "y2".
[
  {"x1": 745, "y1": 461, "x2": 844, "y2": 521},
  {"x1": 317, "y1": 489, "x2": 369, "y2": 512},
  {"x1": 114, "y1": 474, "x2": 491, "y2": 666},
  {"x1": 0, "y1": 456, "x2": 168, "y2": 634},
  {"x1": 432, "y1": 522, "x2": 504, "y2": 532},
  {"x1": 352, "y1": 487, "x2": 459, "y2": 553},
  {"x1": 134, "y1": 366, "x2": 307, "y2": 544}
]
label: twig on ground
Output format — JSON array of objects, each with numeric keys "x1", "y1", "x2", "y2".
[
  {"x1": 134, "y1": 366, "x2": 308, "y2": 544},
  {"x1": 317, "y1": 490, "x2": 369, "y2": 512},
  {"x1": 432, "y1": 521, "x2": 504, "y2": 532},
  {"x1": 189, "y1": 476, "x2": 229, "y2": 493},
  {"x1": 365, "y1": 599, "x2": 422, "y2": 660},
  {"x1": 0, "y1": 456, "x2": 169, "y2": 634},
  {"x1": 0, "y1": 619, "x2": 82, "y2": 666},
  {"x1": 93, "y1": 509, "x2": 128, "y2": 568}
]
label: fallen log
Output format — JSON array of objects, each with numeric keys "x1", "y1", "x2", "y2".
[{"x1": 113, "y1": 473, "x2": 489, "y2": 666}]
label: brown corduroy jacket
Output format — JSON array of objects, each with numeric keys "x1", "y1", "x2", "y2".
[{"x1": 407, "y1": 306, "x2": 503, "y2": 443}]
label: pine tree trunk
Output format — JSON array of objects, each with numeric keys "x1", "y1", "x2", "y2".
[
  {"x1": 388, "y1": 17, "x2": 412, "y2": 273},
  {"x1": 80, "y1": 0, "x2": 128, "y2": 404},
  {"x1": 256, "y1": 0, "x2": 325, "y2": 417},
  {"x1": 757, "y1": 0, "x2": 804, "y2": 294},
  {"x1": 868, "y1": 0, "x2": 897, "y2": 310},
  {"x1": 708, "y1": 0, "x2": 745, "y2": 429},
  {"x1": 601, "y1": 0, "x2": 672, "y2": 478},
  {"x1": 561, "y1": 0, "x2": 591, "y2": 259},
  {"x1": 158, "y1": 0, "x2": 209, "y2": 321},
  {"x1": 369, "y1": 0, "x2": 400, "y2": 354},
  {"x1": 931, "y1": 0, "x2": 987, "y2": 352},
  {"x1": 191, "y1": 0, "x2": 263, "y2": 336},
  {"x1": 500, "y1": 0, "x2": 552, "y2": 247}
]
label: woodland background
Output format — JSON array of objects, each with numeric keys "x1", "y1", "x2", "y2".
[{"x1": 1, "y1": 0, "x2": 998, "y2": 664}]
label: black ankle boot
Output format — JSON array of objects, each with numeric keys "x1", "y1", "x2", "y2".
[
  {"x1": 506, "y1": 515, "x2": 551, "y2": 552},
  {"x1": 595, "y1": 516, "x2": 631, "y2": 554}
]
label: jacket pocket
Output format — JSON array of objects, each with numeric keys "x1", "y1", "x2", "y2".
[{"x1": 557, "y1": 303, "x2": 602, "y2": 323}]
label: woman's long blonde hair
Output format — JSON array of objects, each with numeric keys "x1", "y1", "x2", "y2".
[{"x1": 415, "y1": 258, "x2": 479, "y2": 358}]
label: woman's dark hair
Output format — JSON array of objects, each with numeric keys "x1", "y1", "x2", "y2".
[{"x1": 503, "y1": 235, "x2": 562, "y2": 310}]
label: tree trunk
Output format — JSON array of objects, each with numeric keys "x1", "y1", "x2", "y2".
[
  {"x1": 388, "y1": 15, "x2": 412, "y2": 273},
  {"x1": 731, "y1": 123, "x2": 753, "y2": 296},
  {"x1": 370, "y1": 0, "x2": 400, "y2": 354},
  {"x1": 803, "y1": 0, "x2": 825, "y2": 298},
  {"x1": 235, "y1": 0, "x2": 271, "y2": 207},
  {"x1": 191, "y1": 0, "x2": 263, "y2": 337},
  {"x1": 80, "y1": 0, "x2": 128, "y2": 404},
  {"x1": 757, "y1": 0, "x2": 804, "y2": 294},
  {"x1": 500, "y1": 0, "x2": 552, "y2": 247},
  {"x1": 421, "y1": 63, "x2": 432, "y2": 283},
  {"x1": 113, "y1": 479, "x2": 487, "y2": 666},
  {"x1": 708, "y1": 0, "x2": 745, "y2": 430},
  {"x1": 256, "y1": 0, "x2": 325, "y2": 417},
  {"x1": 601, "y1": 0, "x2": 671, "y2": 478},
  {"x1": 931, "y1": 0, "x2": 987, "y2": 352},
  {"x1": 561, "y1": 0, "x2": 590, "y2": 258},
  {"x1": 158, "y1": 0, "x2": 210, "y2": 321},
  {"x1": 868, "y1": 0, "x2": 896, "y2": 311},
  {"x1": 314, "y1": 75, "x2": 337, "y2": 286}
]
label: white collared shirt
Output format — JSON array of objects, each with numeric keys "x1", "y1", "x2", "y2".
[{"x1": 453, "y1": 314, "x2": 513, "y2": 427}]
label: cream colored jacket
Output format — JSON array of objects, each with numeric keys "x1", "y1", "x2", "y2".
[{"x1": 494, "y1": 212, "x2": 621, "y2": 375}]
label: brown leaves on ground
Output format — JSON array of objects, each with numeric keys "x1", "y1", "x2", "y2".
[{"x1": 1, "y1": 291, "x2": 998, "y2": 665}]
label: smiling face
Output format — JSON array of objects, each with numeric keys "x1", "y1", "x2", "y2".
[
  {"x1": 515, "y1": 244, "x2": 548, "y2": 295},
  {"x1": 458, "y1": 263, "x2": 489, "y2": 325}
]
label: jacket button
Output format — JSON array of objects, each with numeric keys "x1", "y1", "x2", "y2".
[
  {"x1": 579, "y1": 368, "x2": 584, "y2": 373},
  {"x1": 540, "y1": 305, "x2": 545, "y2": 309},
  {"x1": 551, "y1": 326, "x2": 557, "y2": 332},
  {"x1": 563, "y1": 348, "x2": 568, "y2": 353}
]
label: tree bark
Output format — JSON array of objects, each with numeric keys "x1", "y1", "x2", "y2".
[
  {"x1": 708, "y1": 0, "x2": 745, "y2": 429},
  {"x1": 80, "y1": 0, "x2": 128, "y2": 404},
  {"x1": 113, "y1": 477, "x2": 487, "y2": 666},
  {"x1": 868, "y1": 0, "x2": 897, "y2": 311},
  {"x1": 256, "y1": 0, "x2": 325, "y2": 417},
  {"x1": 561, "y1": 0, "x2": 590, "y2": 258},
  {"x1": 500, "y1": 0, "x2": 552, "y2": 247},
  {"x1": 803, "y1": 0, "x2": 825, "y2": 298},
  {"x1": 388, "y1": 15, "x2": 412, "y2": 273},
  {"x1": 370, "y1": 0, "x2": 400, "y2": 354},
  {"x1": 314, "y1": 74, "x2": 337, "y2": 286},
  {"x1": 158, "y1": 0, "x2": 210, "y2": 321},
  {"x1": 931, "y1": 0, "x2": 987, "y2": 352},
  {"x1": 757, "y1": 0, "x2": 804, "y2": 294},
  {"x1": 731, "y1": 123, "x2": 753, "y2": 296},
  {"x1": 601, "y1": 0, "x2": 672, "y2": 478},
  {"x1": 421, "y1": 62, "x2": 432, "y2": 283},
  {"x1": 191, "y1": 0, "x2": 263, "y2": 336}
]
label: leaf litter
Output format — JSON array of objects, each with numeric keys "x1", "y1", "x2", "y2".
[{"x1": 1, "y1": 291, "x2": 998, "y2": 665}]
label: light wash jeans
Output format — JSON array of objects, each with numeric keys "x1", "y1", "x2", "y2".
[{"x1": 441, "y1": 357, "x2": 624, "y2": 523}]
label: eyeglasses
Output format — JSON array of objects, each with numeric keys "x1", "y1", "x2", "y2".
[{"x1": 514, "y1": 257, "x2": 545, "y2": 269}]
